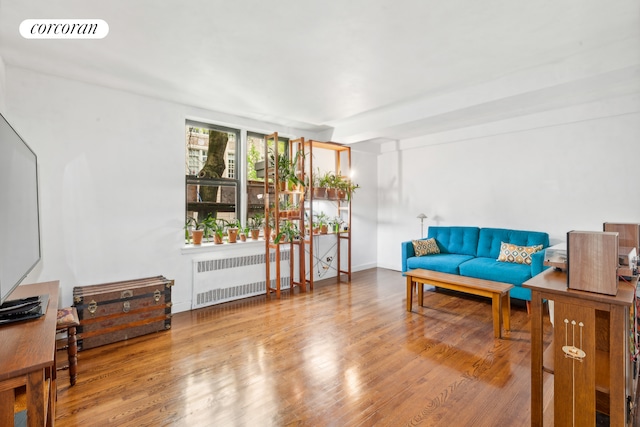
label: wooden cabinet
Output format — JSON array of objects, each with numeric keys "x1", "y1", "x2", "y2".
[
  {"x1": 0, "y1": 281, "x2": 59, "y2": 427},
  {"x1": 524, "y1": 269, "x2": 637, "y2": 426}
]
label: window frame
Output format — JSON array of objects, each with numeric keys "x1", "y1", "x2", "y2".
[
  {"x1": 185, "y1": 120, "x2": 241, "y2": 228},
  {"x1": 184, "y1": 119, "x2": 294, "y2": 246}
]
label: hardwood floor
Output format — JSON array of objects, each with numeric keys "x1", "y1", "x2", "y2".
[{"x1": 55, "y1": 268, "x2": 556, "y2": 426}]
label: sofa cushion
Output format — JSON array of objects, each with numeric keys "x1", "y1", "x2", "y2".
[
  {"x1": 407, "y1": 254, "x2": 475, "y2": 275},
  {"x1": 497, "y1": 242, "x2": 543, "y2": 265},
  {"x1": 459, "y1": 257, "x2": 534, "y2": 286},
  {"x1": 427, "y1": 226, "x2": 480, "y2": 256},
  {"x1": 477, "y1": 228, "x2": 549, "y2": 259},
  {"x1": 412, "y1": 238, "x2": 440, "y2": 256}
]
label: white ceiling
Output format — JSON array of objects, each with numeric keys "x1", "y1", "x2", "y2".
[{"x1": 0, "y1": 0, "x2": 638, "y2": 144}]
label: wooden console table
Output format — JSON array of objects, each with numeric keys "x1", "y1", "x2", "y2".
[
  {"x1": 524, "y1": 269, "x2": 636, "y2": 426},
  {"x1": 0, "y1": 281, "x2": 59, "y2": 427}
]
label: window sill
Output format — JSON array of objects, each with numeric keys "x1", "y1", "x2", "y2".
[{"x1": 181, "y1": 238, "x2": 265, "y2": 255}]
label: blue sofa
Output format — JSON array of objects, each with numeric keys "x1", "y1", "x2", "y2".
[{"x1": 401, "y1": 226, "x2": 549, "y2": 303}]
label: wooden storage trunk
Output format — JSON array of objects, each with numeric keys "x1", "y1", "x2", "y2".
[{"x1": 73, "y1": 276, "x2": 173, "y2": 351}]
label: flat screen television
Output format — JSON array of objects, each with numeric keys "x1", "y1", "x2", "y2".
[{"x1": 0, "y1": 112, "x2": 41, "y2": 305}]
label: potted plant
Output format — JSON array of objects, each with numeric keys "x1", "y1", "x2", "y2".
[
  {"x1": 286, "y1": 150, "x2": 305, "y2": 192},
  {"x1": 202, "y1": 216, "x2": 225, "y2": 244},
  {"x1": 227, "y1": 218, "x2": 240, "y2": 243},
  {"x1": 345, "y1": 180, "x2": 360, "y2": 202},
  {"x1": 274, "y1": 220, "x2": 300, "y2": 244},
  {"x1": 186, "y1": 216, "x2": 205, "y2": 245},
  {"x1": 330, "y1": 216, "x2": 344, "y2": 234},
  {"x1": 335, "y1": 174, "x2": 348, "y2": 200},
  {"x1": 248, "y1": 213, "x2": 264, "y2": 240},
  {"x1": 316, "y1": 212, "x2": 330, "y2": 234},
  {"x1": 319, "y1": 170, "x2": 335, "y2": 199},
  {"x1": 274, "y1": 151, "x2": 290, "y2": 191},
  {"x1": 185, "y1": 217, "x2": 197, "y2": 244},
  {"x1": 213, "y1": 219, "x2": 226, "y2": 244},
  {"x1": 201, "y1": 213, "x2": 224, "y2": 243},
  {"x1": 239, "y1": 224, "x2": 250, "y2": 242},
  {"x1": 311, "y1": 168, "x2": 326, "y2": 199}
]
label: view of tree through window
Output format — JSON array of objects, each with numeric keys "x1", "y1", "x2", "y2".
[
  {"x1": 185, "y1": 121, "x2": 240, "y2": 226},
  {"x1": 184, "y1": 121, "x2": 291, "y2": 240}
]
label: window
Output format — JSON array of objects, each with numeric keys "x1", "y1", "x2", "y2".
[
  {"x1": 185, "y1": 120, "x2": 292, "y2": 243},
  {"x1": 185, "y1": 121, "x2": 240, "y2": 227},
  {"x1": 246, "y1": 132, "x2": 288, "y2": 218}
]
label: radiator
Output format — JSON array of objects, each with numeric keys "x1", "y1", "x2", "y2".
[{"x1": 192, "y1": 248, "x2": 291, "y2": 309}]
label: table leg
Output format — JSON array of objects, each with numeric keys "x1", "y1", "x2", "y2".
[
  {"x1": 530, "y1": 291, "x2": 544, "y2": 426},
  {"x1": 406, "y1": 276, "x2": 414, "y2": 312},
  {"x1": 502, "y1": 292, "x2": 511, "y2": 332},
  {"x1": 491, "y1": 293, "x2": 501, "y2": 338},
  {"x1": 27, "y1": 369, "x2": 45, "y2": 427},
  {"x1": 0, "y1": 389, "x2": 14, "y2": 426},
  {"x1": 417, "y1": 281, "x2": 424, "y2": 307}
]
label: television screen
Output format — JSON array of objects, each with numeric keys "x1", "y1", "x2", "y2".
[{"x1": 0, "y1": 112, "x2": 41, "y2": 305}]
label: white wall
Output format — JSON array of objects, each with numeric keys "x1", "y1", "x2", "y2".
[
  {"x1": 0, "y1": 55, "x2": 5, "y2": 114},
  {"x1": 377, "y1": 94, "x2": 640, "y2": 271},
  {"x1": 5, "y1": 66, "x2": 379, "y2": 312}
]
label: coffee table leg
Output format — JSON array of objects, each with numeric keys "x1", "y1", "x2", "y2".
[
  {"x1": 502, "y1": 292, "x2": 511, "y2": 332},
  {"x1": 406, "y1": 276, "x2": 414, "y2": 312},
  {"x1": 492, "y1": 293, "x2": 501, "y2": 338}
]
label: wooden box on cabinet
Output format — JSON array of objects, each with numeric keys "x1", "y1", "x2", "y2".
[{"x1": 567, "y1": 231, "x2": 618, "y2": 296}]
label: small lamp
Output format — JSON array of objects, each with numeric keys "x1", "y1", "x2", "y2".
[{"x1": 417, "y1": 213, "x2": 427, "y2": 238}]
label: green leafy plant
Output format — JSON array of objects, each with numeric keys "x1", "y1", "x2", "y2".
[
  {"x1": 315, "y1": 212, "x2": 330, "y2": 227},
  {"x1": 201, "y1": 215, "x2": 226, "y2": 242},
  {"x1": 185, "y1": 217, "x2": 197, "y2": 242},
  {"x1": 248, "y1": 213, "x2": 265, "y2": 230},
  {"x1": 318, "y1": 171, "x2": 335, "y2": 188},
  {"x1": 274, "y1": 220, "x2": 300, "y2": 244},
  {"x1": 330, "y1": 216, "x2": 345, "y2": 233}
]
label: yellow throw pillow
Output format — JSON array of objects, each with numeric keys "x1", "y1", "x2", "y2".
[
  {"x1": 497, "y1": 242, "x2": 543, "y2": 265},
  {"x1": 412, "y1": 238, "x2": 440, "y2": 257}
]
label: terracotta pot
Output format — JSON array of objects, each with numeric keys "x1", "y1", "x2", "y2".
[
  {"x1": 320, "y1": 225, "x2": 328, "y2": 235},
  {"x1": 239, "y1": 233, "x2": 247, "y2": 242},
  {"x1": 191, "y1": 229, "x2": 204, "y2": 245},
  {"x1": 251, "y1": 229, "x2": 260, "y2": 240},
  {"x1": 326, "y1": 188, "x2": 337, "y2": 200},
  {"x1": 313, "y1": 187, "x2": 327, "y2": 199},
  {"x1": 227, "y1": 228, "x2": 238, "y2": 243},
  {"x1": 337, "y1": 189, "x2": 347, "y2": 200},
  {"x1": 213, "y1": 234, "x2": 224, "y2": 244}
]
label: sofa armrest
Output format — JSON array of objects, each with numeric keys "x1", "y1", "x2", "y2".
[
  {"x1": 530, "y1": 250, "x2": 548, "y2": 276},
  {"x1": 401, "y1": 240, "x2": 416, "y2": 273}
]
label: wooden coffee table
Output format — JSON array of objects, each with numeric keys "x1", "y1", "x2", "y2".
[{"x1": 405, "y1": 269, "x2": 513, "y2": 338}]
